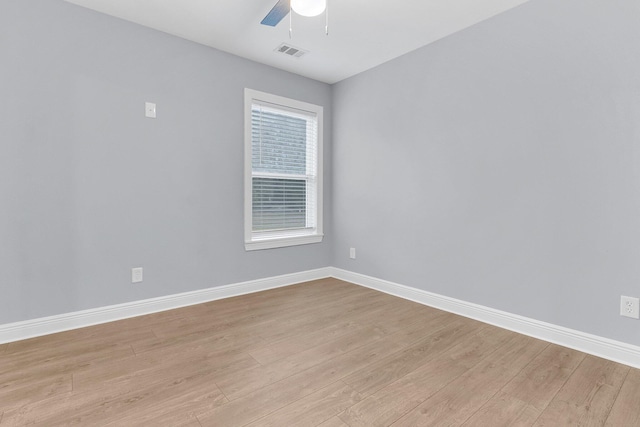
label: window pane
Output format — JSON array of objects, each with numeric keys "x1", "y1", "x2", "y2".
[
  {"x1": 252, "y1": 177, "x2": 307, "y2": 231},
  {"x1": 252, "y1": 110, "x2": 307, "y2": 175},
  {"x1": 245, "y1": 89, "x2": 322, "y2": 250}
]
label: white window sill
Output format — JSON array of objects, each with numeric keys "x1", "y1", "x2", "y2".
[{"x1": 245, "y1": 234, "x2": 324, "y2": 251}]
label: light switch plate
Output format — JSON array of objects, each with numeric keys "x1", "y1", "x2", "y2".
[{"x1": 145, "y1": 102, "x2": 156, "y2": 118}]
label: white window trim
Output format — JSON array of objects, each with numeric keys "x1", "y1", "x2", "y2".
[{"x1": 244, "y1": 88, "x2": 324, "y2": 251}]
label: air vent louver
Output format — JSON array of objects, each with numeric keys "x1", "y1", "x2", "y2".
[{"x1": 274, "y1": 43, "x2": 308, "y2": 58}]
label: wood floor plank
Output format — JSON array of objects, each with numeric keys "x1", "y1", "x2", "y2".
[
  {"x1": 604, "y1": 368, "x2": 640, "y2": 426},
  {"x1": 0, "y1": 374, "x2": 72, "y2": 414},
  {"x1": 338, "y1": 347, "x2": 472, "y2": 427},
  {"x1": 73, "y1": 346, "x2": 258, "y2": 392},
  {"x1": 3, "y1": 363, "x2": 227, "y2": 425},
  {"x1": 155, "y1": 280, "x2": 374, "y2": 341},
  {"x1": 4, "y1": 321, "x2": 157, "y2": 355},
  {"x1": 248, "y1": 301, "x2": 449, "y2": 366},
  {"x1": 195, "y1": 371, "x2": 321, "y2": 427},
  {"x1": 341, "y1": 317, "x2": 484, "y2": 397},
  {"x1": 130, "y1": 323, "x2": 267, "y2": 356},
  {"x1": 246, "y1": 295, "x2": 425, "y2": 365},
  {"x1": 532, "y1": 355, "x2": 629, "y2": 426},
  {"x1": 461, "y1": 391, "x2": 540, "y2": 427},
  {"x1": 499, "y1": 344, "x2": 586, "y2": 412},
  {"x1": 0, "y1": 391, "x2": 73, "y2": 427},
  {"x1": 158, "y1": 284, "x2": 364, "y2": 340},
  {"x1": 244, "y1": 381, "x2": 362, "y2": 427},
  {"x1": 2, "y1": 337, "x2": 139, "y2": 370},
  {"x1": 367, "y1": 333, "x2": 546, "y2": 427},
  {"x1": 1, "y1": 279, "x2": 637, "y2": 426},
  {"x1": 247, "y1": 318, "x2": 366, "y2": 365},
  {"x1": 134, "y1": 280, "x2": 376, "y2": 355},
  {"x1": 360, "y1": 299, "x2": 451, "y2": 335},
  {"x1": 114, "y1": 412, "x2": 203, "y2": 427},
  {"x1": 102, "y1": 309, "x2": 186, "y2": 332},
  {"x1": 132, "y1": 286, "x2": 386, "y2": 356},
  {"x1": 248, "y1": 292, "x2": 399, "y2": 343},
  {"x1": 338, "y1": 325, "x2": 521, "y2": 427},
  {"x1": 317, "y1": 416, "x2": 349, "y2": 427},
  {"x1": 196, "y1": 328, "x2": 411, "y2": 426},
  {"x1": 98, "y1": 379, "x2": 226, "y2": 427},
  {"x1": 462, "y1": 343, "x2": 597, "y2": 427},
  {"x1": 141, "y1": 325, "x2": 266, "y2": 358},
  {"x1": 0, "y1": 342, "x2": 136, "y2": 392},
  {"x1": 214, "y1": 322, "x2": 392, "y2": 400}
]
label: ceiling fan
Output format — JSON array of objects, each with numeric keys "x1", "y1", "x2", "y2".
[{"x1": 261, "y1": 0, "x2": 328, "y2": 33}]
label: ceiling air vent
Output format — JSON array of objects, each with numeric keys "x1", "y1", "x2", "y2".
[{"x1": 274, "y1": 43, "x2": 308, "y2": 59}]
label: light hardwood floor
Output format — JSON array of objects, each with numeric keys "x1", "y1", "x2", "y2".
[{"x1": 1, "y1": 278, "x2": 639, "y2": 426}]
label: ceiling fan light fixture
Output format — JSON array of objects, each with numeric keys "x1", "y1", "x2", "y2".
[{"x1": 291, "y1": 0, "x2": 326, "y2": 17}]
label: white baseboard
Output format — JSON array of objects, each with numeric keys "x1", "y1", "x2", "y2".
[
  {"x1": 329, "y1": 267, "x2": 640, "y2": 369},
  {"x1": 0, "y1": 267, "x2": 332, "y2": 345},
  {"x1": 3, "y1": 266, "x2": 639, "y2": 369}
]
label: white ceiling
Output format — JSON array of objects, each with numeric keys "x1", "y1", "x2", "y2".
[{"x1": 64, "y1": 0, "x2": 531, "y2": 84}]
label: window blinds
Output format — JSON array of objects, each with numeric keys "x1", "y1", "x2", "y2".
[{"x1": 250, "y1": 101, "x2": 318, "y2": 238}]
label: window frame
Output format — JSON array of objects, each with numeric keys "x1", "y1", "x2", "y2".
[{"x1": 244, "y1": 88, "x2": 324, "y2": 251}]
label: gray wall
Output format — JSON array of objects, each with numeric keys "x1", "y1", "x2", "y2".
[
  {"x1": 0, "y1": 0, "x2": 332, "y2": 324},
  {"x1": 3, "y1": 0, "x2": 639, "y2": 349},
  {"x1": 332, "y1": 0, "x2": 640, "y2": 346}
]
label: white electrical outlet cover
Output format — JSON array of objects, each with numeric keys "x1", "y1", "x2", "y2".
[
  {"x1": 620, "y1": 295, "x2": 639, "y2": 319},
  {"x1": 132, "y1": 267, "x2": 143, "y2": 283}
]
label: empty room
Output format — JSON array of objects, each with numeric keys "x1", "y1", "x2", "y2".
[{"x1": 2, "y1": 0, "x2": 640, "y2": 425}]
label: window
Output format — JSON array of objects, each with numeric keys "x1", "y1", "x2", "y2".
[{"x1": 244, "y1": 89, "x2": 323, "y2": 250}]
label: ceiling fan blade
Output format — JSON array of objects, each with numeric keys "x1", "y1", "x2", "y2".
[{"x1": 260, "y1": 0, "x2": 290, "y2": 26}]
